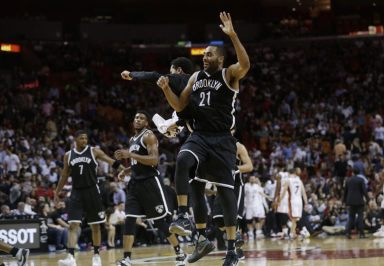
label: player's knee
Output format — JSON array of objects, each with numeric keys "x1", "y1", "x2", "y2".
[
  {"x1": 214, "y1": 217, "x2": 225, "y2": 229},
  {"x1": 124, "y1": 217, "x2": 136, "y2": 235},
  {"x1": 89, "y1": 223, "x2": 100, "y2": 232},
  {"x1": 69, "y1": 222, "x2": 81, "y2": 231},
  {"x1": 176, "y1": 151, "x2": 196, "y2": 169}
]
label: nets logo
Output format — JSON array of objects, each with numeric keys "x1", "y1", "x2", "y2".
[{"x1": 0, "y1": 228, "x2": 37, "y2": 245}]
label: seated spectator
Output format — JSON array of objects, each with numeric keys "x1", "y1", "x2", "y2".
[
  {"x1": 0, "y1": 204, "x2": 12, "y2": 219},
  {"x1": 39, "y1": 203, "x2": 68, "y2": 252},
  {"x1": 106, "y1": 202, "x2": 125, "y2": 248}
]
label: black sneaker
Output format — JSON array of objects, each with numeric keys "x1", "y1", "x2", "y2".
[
  {"x1": 16, "y1": 248, "x2": 30, "y2": 266},
  {"x1": 176, "y1": 250, "x2": 187, "y2": 266},
  {"x1": 169, "y1": 213, "x2": 192, "y2": 236},
  {"x1": 222, "y1": 250, "x2": 239, "y2": 266},
  {"x1": 187, "y1": 238, "x2": 215, "y2": 263},
  {"x1": 235, "y1": 232, "x2": 244, "y2": 249},
  {"x1": 236, "y1": 248, "x2": 245, "y2": 260}
]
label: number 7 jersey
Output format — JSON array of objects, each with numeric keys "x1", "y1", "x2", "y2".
[
  {"x1": 190, "y1": 69, "x2": 237, "y2": 133},
  {"x1": 68, "y1": 145, "x2": 98, "y2": 189}
]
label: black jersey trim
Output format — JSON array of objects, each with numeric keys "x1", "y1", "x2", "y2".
[
  {"x1": 132, "y1": 128, "x2": 147, "y2": 142},
  {"x1": 90, "y1": 147, "x2": 99, "y2": 167},
  {"x1": 73, "y1": 145, "x2": 89, "y2": 155},
  {"x1": 221, "y1": 69, "x2": 238, "y2": 93}
]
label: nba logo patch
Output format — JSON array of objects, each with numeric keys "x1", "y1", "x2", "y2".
[{"x1": 155, "y1": 205, "x2": 164, "y2": 214}]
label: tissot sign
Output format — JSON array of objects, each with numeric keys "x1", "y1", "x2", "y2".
[{"x1": 0, "y1": 221, "x2": 40, "y2": 249}]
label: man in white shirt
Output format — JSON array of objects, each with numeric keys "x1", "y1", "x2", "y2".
[
  {"x1": 3, "y1": 147, "x2": 21, "y2": 176},
  {"x1": 244, "y1": 176, "x2": 270, "y2": 240}
]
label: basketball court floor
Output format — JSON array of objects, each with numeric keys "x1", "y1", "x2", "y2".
[{"x1": 3, "y1": 237, "x2": 384, "y2": 265}]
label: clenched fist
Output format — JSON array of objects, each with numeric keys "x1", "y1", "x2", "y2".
[
  {"x1": 156, "y1": 76, "x2": 169, "y2": 90},
  {"x1": 121, "y1": 70, "x2": 132, "y2": 80}
]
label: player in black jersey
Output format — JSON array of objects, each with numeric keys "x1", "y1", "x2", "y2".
[
  {"x1": 212, "y1": 137, "x2": 253, "y2": 260},
  {"x1": 121, "y1": 57, "x2": 196, "y2": 236},
  {"x1": 55, "y1": 130, "x2": 125, "y2": 266},
  {"x1": 121, "y1": 57, "x2": 195, "y2": 135},
  {"x1": 113, "y1": 111, "x2": 187, "y2": 266},
  {"x1": 157, "y1": 12, "x2": 250, "y2": 265}
]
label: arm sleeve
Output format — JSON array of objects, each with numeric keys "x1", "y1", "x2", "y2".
[{"x1": 130, "y1": 71, "x2": 162, "y2": 82}]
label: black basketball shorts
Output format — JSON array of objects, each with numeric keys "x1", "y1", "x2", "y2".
[
  {"x1": 180, "y1": 131, "x2": 237, "y2": 189},
  {"x1": 125, "y1": 176, "x2": 171, "y2": 220},
  {"x1": 68, "y1": 185, "x2": 105, "y2": 224}
]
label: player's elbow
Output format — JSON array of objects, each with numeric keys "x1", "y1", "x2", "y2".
[{"x1": 240, "y1": 61, "x2": 250, "y2": 73}]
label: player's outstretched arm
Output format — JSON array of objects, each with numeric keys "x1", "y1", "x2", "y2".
[
  {"x1": 157, "y1": 72, "x2": 197, "y2": 112},
  {"x1": 93, "y1": 147, "x2": 125, "y2": 172},
  {"x1": 219, "y1": 12, "x2": 250, "y2": 82},
  {"x1": 121, "y1": 70, "x2": 162, "y2": 82}
]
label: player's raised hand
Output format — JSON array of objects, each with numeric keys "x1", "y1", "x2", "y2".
[
  {"x1": 219, "y1": 11, "x2": 235, "y2": 36},
  {"x1": 121, "y1": 70, "x2": 133, "y2": 80},
  {"x1": 156, "y1": 76, "x2": 169, "y2": 90}
]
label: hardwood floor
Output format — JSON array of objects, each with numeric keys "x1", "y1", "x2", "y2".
[{"x1": 4, "y1": 236, "x2": 384, "y2": 265}]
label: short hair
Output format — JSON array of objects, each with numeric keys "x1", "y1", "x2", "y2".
[
  {"x1": 353, "y1": 166, "x2": 361, "y2": 175},
  {"x1": 136, "y1": 110, "x2": 151, "y2": 121},
  {"x1": 171, "y1": 57, "x2": 194, "y2": 74},
  {"x1": 210, "y1": 45, "x2": 226, "y2": 58},
  {"x1": 74, "y1": 130, "x2": 87, "y2": 138}
]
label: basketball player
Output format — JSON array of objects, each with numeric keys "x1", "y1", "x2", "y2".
[
  {"x1": 280, "y1": 168, "x2": 308, "y2": 239},
  {"x1": 55, "y1": 130, "x2": 126, "y2": 266},
  {"x1": 0, "y1": 241, "x2": 29, "y2": 266},
  {"x1": 121, "y1": 58, "x2": 196, "y2": 231},
  {"x1": 114, "y1": 111, "x2": 186, "y2": 266},
  {"x1": 244, "y1": 176, "x2": 270, "y2": 240},
  {"x1": 157, "y1": 11, "x2": 250, "y2": 265},
  {"x1": 212, "y1": 138, "x2": 253, "y2": 259},
  {"x1": 273, "y1": 169, "x2": 290, "y2": 239},
  {"x1": 121, "y1": 57, "x2": 195, "y2": 136}
]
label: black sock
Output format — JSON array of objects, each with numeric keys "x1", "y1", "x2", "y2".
[
  {"x1": 174, "y1": 245, "x2": 180, "y2": 253},
  {"x1": 68, "y1": 248, "x2": 75, "y2": 256},
  {"x1": 10, "y1": 247, "x2": 18, "y2": 257},
  {"x1": 228, "y1": 240, "x2": 235, "y2": 251},
  {"x1": 124, "y1": 251, "x2": 131, "y2": 259},
  {"x1": 94, "y1": 246, "x2": 100, "y2": 254},
  {"x1": 197, "y1": 228, "x2": 206, "y2": 240},
  {"x1": 178, "y1": 206, "x2": 188, "y2": 215}
]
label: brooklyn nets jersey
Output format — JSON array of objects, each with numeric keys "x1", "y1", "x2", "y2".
[
  {"x1": 129, "y1": 129, "x2": 159, "y2": 180},
  {"x1": 190, "y1": 69, "x2": 237, "y2": 132},
  {"x1": 68, "y1": 145, "x2": 98, "y2": 189}
]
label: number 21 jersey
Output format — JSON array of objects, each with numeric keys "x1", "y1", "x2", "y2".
[{"x1": 190, "y1": 69, "x2": 237, "y2": 133}]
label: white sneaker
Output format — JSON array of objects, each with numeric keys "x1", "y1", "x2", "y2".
[
  {"x1": 248, "y1": 232, "x2": 254, "y2": 240},
  {"x1": 300, "y1": 227, "x2": 311, "y2": 239},
  {"x1": 16, "y1": 248, "x2": 30, "y2": 266},
  {"x1": 374, "y1": 230, "x2": 384, "y2": 238},
  {"x1": 92, "y1": 254, "x2": 102, "y2": 266},
  {"x1": 58, "y1": 254, "x2": 77, "y2": 266},
  {"x1": 117, "y1": 257, "x2": 132, "y2": 266},
  {"x1": 256, "y1": 230, "x2": 265, "y2": 239}
]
